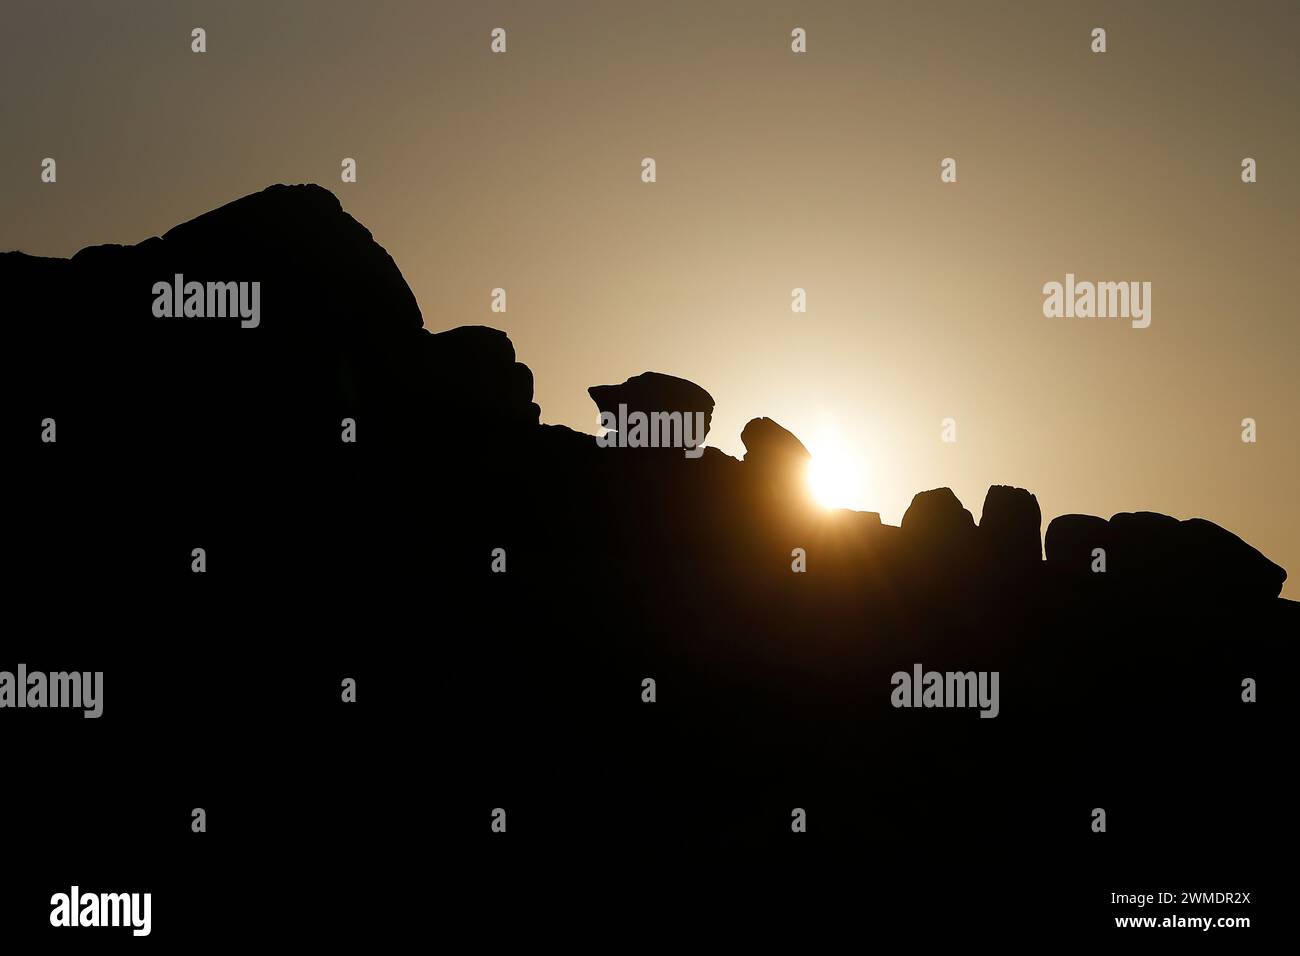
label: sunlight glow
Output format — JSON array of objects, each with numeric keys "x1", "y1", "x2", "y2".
[{"x1": 806, "y1": 438, "x2": 870, "y2": 511}]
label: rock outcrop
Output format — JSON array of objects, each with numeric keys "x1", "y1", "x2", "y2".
[
  {"x1": 1045, "y1": 512, "x2": 1286, "y2": 598},
  {"x1": 739, "y1": 416, "x2": 813, "y2": 509},
  {"x1": 741, "y1": 418, "x2": 809, "y2": 469},
  {"x1": 588, "y1": 371, "x2": 714, "y2": 452},
  {"x1": 979, "y1": 485, "x2": 1042, "y2": 565},
  {"x1": 1044, "y1": 514, "x2": 1112, "y2": 570},
  {"x1": 1178, "y1": 517, "x2": 1287, "y2": 599},
  {"x1": 423, "y1": 326, "x2": 540, "y2": 427},
  {"x1": 901, "y1": 488, "x2": 977, "y2": 554},
  {"x1": 6, "y1": 183, "x2": 542, "y2": 452},
  {"x1": 5, "y1": 183, "x2": 1286, "y2": 604}
]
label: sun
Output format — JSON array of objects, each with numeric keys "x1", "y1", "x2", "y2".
[{"x1": 806, "y1": 439, "x2": 869, "y2": 510}]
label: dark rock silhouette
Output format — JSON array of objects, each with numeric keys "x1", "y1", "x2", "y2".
[
  {"x1": 1046, "y1": 511, "x2": 1285, "y2": 598},
  {"x1": 8, "y1": 185, "x2": 1293, "y2": 881},
  {"x1": 740, "y1": 417, "x2": 812, "y2": 507},
  {"x1": 428, "y1": 326, "x2": 541, "y2": 427},
  {"x1": 979, "y1": 485, "x2": 1042, "y2": 565},
  {"x1": 740, "y1": 417, "x2": 810, "y2": 468},
  {"x1": 900, "y1": 487, "x2": 977, "y2": 559},
  {"x1": 1109, "y1": 511, "x2": 1185, "y2": 582},
  {"x1": 588, "y1": 371, "x2": 714, "y2": 448},
  {"x1": 1179, "y1": 517, "x2": 1287, "y2": 599},
  {"x1": 1045, "y1": 513, "x2": 1112, "y2": 569},
  {"x1": 7, "y1": 183, "x2": 538, "y2": 456}
]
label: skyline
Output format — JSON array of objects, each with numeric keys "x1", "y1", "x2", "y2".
[{"x1": 3, "y1": 0, "x2": 1296, "y2": 592}]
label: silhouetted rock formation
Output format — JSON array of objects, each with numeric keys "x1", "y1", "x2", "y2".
[
  {"x1": 1179, "y1": 517, "x2": 1287, "y2": 599},
  {"x1": 1044, "y1": 514, "x2": 1112, "y2": 570},
  {"x1": 8, "y1": 183, "x2": 1286, "y2": 603},
  {"x1": 1109, "y1": 511, "x2": 1184, "y2": 579},
  {"x1": 741, "y1": 417, "x2": 809, "y2": 467},
  {"x1": 979, "y1": 485, "x2": 1042, "y2": 565},
  {"x1": 1046, "y1": 511, "x2": 1286, "y2": 598},
  {"x1": 426, "y1": 326, "x2": 540, "y2": 427},
  {"x1": 5, "y1": 183, "x2": 540, "y2": 456},
  {"x1": 900, "y1": 487, "x2": 977, "y2": 559},
  {"x1": 9, "y1": 184, "x2": 1293, "y2": 874},
  {"x1": 588, "y1": 371, "x2": 714, "y2": 449},
  {"x1": 739, "y1": 417, "x2": 812, "y2": 507}
]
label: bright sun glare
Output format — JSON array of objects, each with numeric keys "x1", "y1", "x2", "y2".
[{"x1": 806, "y1": 439, "x2": 869, "y2": 511}]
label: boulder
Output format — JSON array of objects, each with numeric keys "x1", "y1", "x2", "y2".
[
  {"x1": 1107, "y1": 512, "x2": 1182, "y2": 578},
  {"x1": 979, "y1": 485, "x2": 1042, "y2": 564},
  {"x1": 422, "y1": 326, "x2": 540, "y2": 426},
  {"x1": 1045, "y1": 514, "x2": 1111, "y2": 570},
  {"x1": 588, "y1": 371, "x2": 714, "y2": 452},
  {"x1": 1046, "y1": 512, "x2": 1286, "y2": 599},
  {"x1": 741, "y1": 417, "x2": 810, "y2": 470},
  {"x1": 901, "y1": 488, "x2": 976, "y2": 551},
  {"x1": 739, "y1": 417, "x2": 814, "y2": 508},
  {"x1": 1178, "y1": 518, "x2": 1286, "y2": 599},
  {"x1": 4, "y1": 183, "x2": 544, "y2": 451}
]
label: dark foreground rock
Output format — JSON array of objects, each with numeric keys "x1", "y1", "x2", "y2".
[{"x1": 979, "y1": 485, "x2": 1042, "y2": 565}]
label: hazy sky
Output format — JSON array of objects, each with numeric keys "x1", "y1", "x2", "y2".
[{"x1": 3, "y1": 1, "x2": 1297, "y2": 594}]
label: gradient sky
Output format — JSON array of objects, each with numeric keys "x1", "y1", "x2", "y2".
[{"x1": 3, "y1": 0, "x2": 1297, "y2": 594}]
